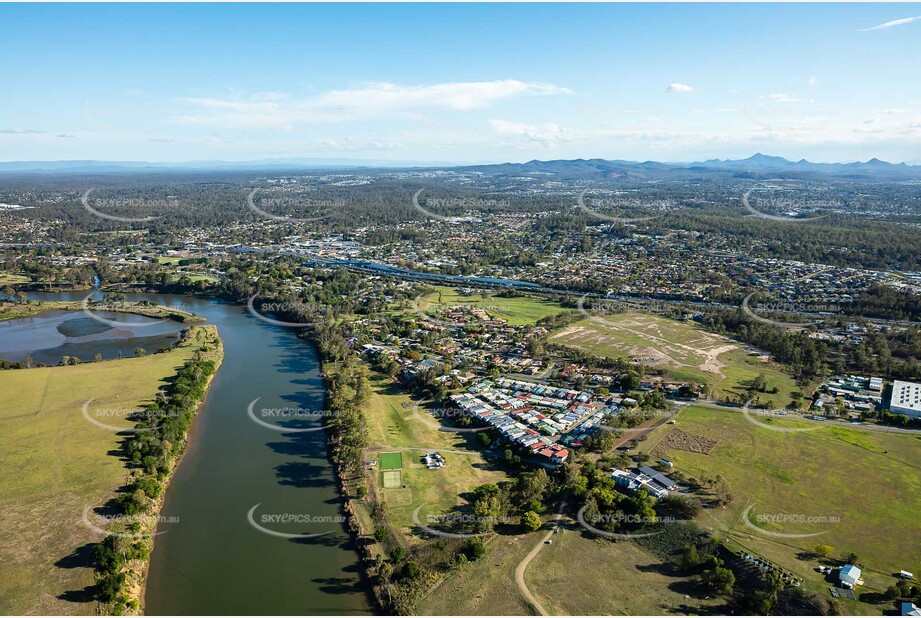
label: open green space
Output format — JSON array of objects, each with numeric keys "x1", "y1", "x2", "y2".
[
  {"x1": 550, "y1": 313, "x2": 800, "y2": 405},
  {"x1": 415, "y1": 532, "x2": 539, "y2": 615},
  {"x1": 527, "y1": 530, "x2": 722, "y2": 615},
  {"x1": 0, "y1": 324, "x2": 218, "y2": 615},
  {"x1": 181, "y1": 274, "x2": 218, "y2": 283},
  {"x1": 362, "y1": 373, "x2": 507, "y2": 544},
  {"x1": 0, "y1": 272, "x2": 30, "y2": 285},
  {"x1": 637, "y1": 404, "x2": 921, "y2": 611},
  {"x1": 0, "y1": 299, "x2": 204, "y2": 324},
  {"x1": 415, "y1": 286, "x2": 567, "y2": 326},
  {"x1": 380, "y1": 452, "x2": 403, "y2": 470}
]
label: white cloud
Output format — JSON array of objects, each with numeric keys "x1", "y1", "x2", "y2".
[
  {"x1": 808, "y1": 76, "x2": 817, "y2": 87},
  {"x1": 0, "y1": 128, "x2": 45, "y2": 134},
  {"x1": 666, "y1": 83, "x2": 694, "y2": 94},
  {"x1": 176, "y1": 80, "x2": 573, "y2": 129},
  {"x1": 314, "y1": 80, "x2": 570, "y2": 112},
  {"x1": 490, "y1": 119, "x2": 566, "y2": 146},
  {"x1": 768, "y1": 93, "x2": 803, "y2": 103},
  {"x1": 860, "y1": 15, "x2": 921, "y2": 31},
  {"x1": 320, "y1": 138, "x2": 398, "y2": 151}
]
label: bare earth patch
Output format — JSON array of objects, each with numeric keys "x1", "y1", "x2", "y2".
[{"x1": 652, "y1": 428, "x2": 719, "y2": 458}]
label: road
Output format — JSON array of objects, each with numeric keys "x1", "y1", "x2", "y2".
[{"x1": 514, "y1": 503, "x2": 566, "y2": 616}]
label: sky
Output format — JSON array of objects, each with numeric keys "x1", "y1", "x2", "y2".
[{"x1": 2, "y1": 3, "x2": 920, "y2": 165}]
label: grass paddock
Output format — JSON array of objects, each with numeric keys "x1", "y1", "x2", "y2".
[{"x1": 0, "y1": 324, "x2": 218, "y2": 615}]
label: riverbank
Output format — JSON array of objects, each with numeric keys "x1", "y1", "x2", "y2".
[
  {"x1": 98, "y1": 325, "x2": 223, "y2": 615},
  {"x1": 0, "y1": 322, "x2": 220, "y2": 615},
  {"x1": 0, "y1": 299, "x2": 205, "y2": 324}
]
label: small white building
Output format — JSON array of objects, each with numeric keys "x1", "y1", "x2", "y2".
[{"x1": 840, "y1": 564, "x2": 862, "y2": 588}]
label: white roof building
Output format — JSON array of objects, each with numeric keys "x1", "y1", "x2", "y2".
[
  {"x1": 840, "y1": 564, "x2": 862, "y2": 588},
  {"x1": 891, "y1": 380, "x2": 921, "y2": 418}
]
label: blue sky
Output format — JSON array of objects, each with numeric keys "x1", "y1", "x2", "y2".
[{"x1": 2, "y1": 3, "x2": 920, "y2": 164}]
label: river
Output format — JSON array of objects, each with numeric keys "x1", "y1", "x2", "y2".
[{"x1": 22, "y1": 291, "x2": 374, "y2": 615}]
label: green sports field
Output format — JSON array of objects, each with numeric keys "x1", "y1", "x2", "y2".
[
  {"x1": 380, "y1": 452, "x2": 403, "y2": 470},
  {"x1": 413, "y1": 286, "x2": 567, "y2": 326},
  {"x1": 354, "y1": 372, "x2": 507, "y2": 545}
]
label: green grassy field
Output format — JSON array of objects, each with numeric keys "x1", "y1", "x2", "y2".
[
  {"x1": 415, "y1": 532, "x2": 540, "y2": 615},
  {"x1": 415, "y1": 286, "x2": 567, "y2": 326},
  {"x1": 380, "y1": 452, "x2": 403, "y2": 470},
  {"x1": 182, "y1": 274, "x2": 218, "y2": 283},
  {"x1": 637, "y1": 404, "x2": 921, "y2": 610},
  {"x1": 0, "y1": 299, "x2": 204, "y2": 324},
  {"x1": 0, "y1": 325, "x2": 218, "y2": 615},
  {"x1": 550, "y1": 313, "x2": 800, "y2": 405},
  {"x1": 527, "y1": 530, "x2": 722, "y2": 615},
  {"x1": 362, "y1": 374, "x2": 507, "y2": 544},
  {"x1": 0, "y1": 272, "x2": 30, "y2": 285}
]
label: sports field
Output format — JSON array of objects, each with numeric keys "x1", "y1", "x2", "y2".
[
  {"x1": 0, "y1": 324, "x2": 219, "y2": 615},
  {"x1": 359, "y1": 373, "x2": 507, "y2": 544},
  {"x1": 382, "y1": 470, "x2": 403, "y2": 488},
  {"x1": 549, "y1": 312, "x2": 800, "y2": 405},
  {"x1": 413, "y1": 286, "x2": 566, "y2": 326},
  {"x1": 637, "y1": 404, "x2": 921, "y2": 608},
  {"x1": 380, "y1": 452, "x2": 403, "y2": 470}
]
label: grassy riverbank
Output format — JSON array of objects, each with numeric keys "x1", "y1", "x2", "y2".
[
  {"x1": 0, "y1": 299, "x2": 205, "y2": 324},
  {"x1": 0, "y1": 323, "x2": 221, "y2": 615}
]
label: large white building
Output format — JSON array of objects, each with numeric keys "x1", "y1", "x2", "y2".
[{"x1": 890, "y1": 380, "x2": 921, "y2": 419}]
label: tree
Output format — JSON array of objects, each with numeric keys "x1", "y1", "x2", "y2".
[
  {"x1": 620, "y1": 370, "x2": 641, "y2": 391},
  {"x1": 517, "y1": 469, "x2": 550, "y2": 508},
  {"x1": 813, "y1": 543, "x2": 835, "y2": 558},
  {"x1": 522, "y1": 511, "x2": 542, "y2": 532},
  {"x1": 661, "y1": 494, "x2": 701, "y2": 519},
  {"x1": 701, "y1": 566, "x2": 736, "y2": 596},
  {"x1": 462, "y1": 537, "x2": 487, "y2": 561},
  {"x1": 473, "y1": 494, "x2": 503, "y2": 532},
  {"x1": 713, "y1": 475, "x2": 732, "y2": 506},
  {"x1": 402, "y1": 561, "x2": 420, "y2": 580},
  {"x1": 135, "y1": 347, "x2": 146, "y2": 357},
  {"x1": 680, "y1": 544, "x2": 702, "y2": 570}
]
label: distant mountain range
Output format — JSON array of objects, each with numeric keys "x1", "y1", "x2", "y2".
[
  {"x1": 457, "y1": 153, "x2": 921, "y2": 180},
  {"x1": 1, "y1": 153, "x2": 919, "y2": 180},
  {"x1": 0, "y1": 157, "x2": 458, "y2": 173}
]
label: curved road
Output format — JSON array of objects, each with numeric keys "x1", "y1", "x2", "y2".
[{"x1": 515, "y1": 503, "x2": 566, "y2": 616}]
